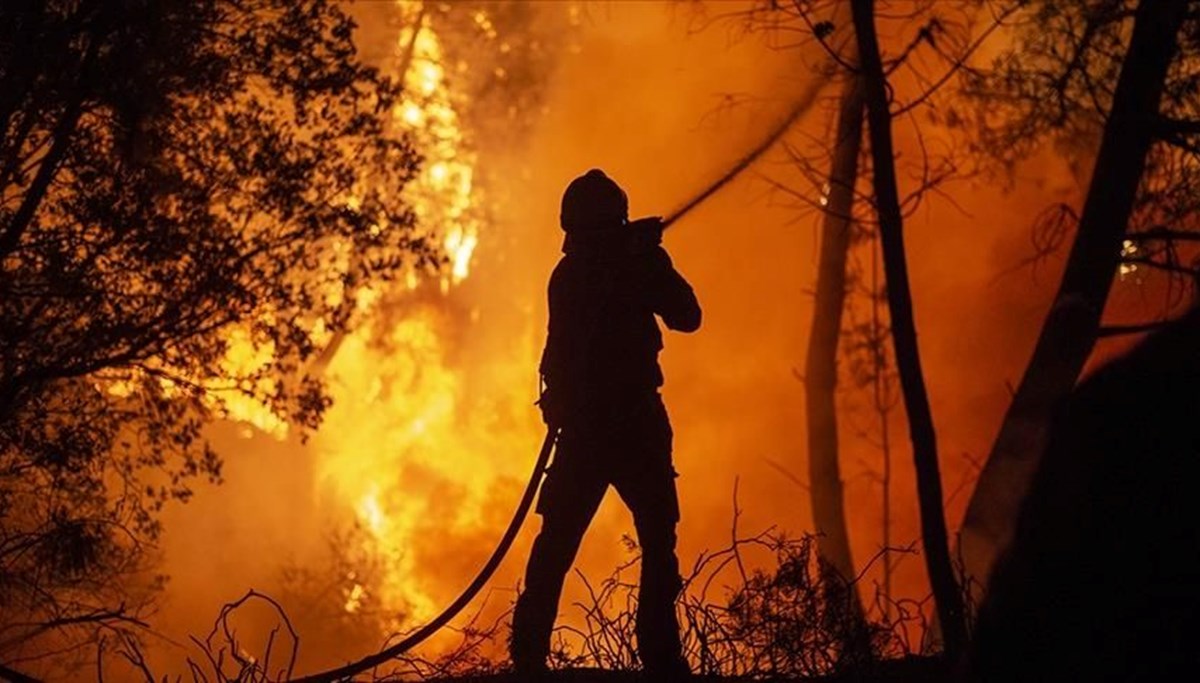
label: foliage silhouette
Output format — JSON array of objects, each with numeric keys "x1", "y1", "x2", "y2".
[
  {"x1": 958, "y1": 0, "x2": 1195, "y2": 591},
  {"x1": 0, "y1": 0, "x2": 430, "y2": 669}
]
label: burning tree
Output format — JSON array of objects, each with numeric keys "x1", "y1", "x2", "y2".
[{"x1": 0, "y1": 0, "x2": 431, "y2": 671}]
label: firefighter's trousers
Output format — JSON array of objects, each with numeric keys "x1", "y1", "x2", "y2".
[{"x1": 511, "y1": 395, "x2": 685, "y2": 675}]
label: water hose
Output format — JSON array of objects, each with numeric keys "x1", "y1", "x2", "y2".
[
  {"x1": 291, "y1": 429, "x2": 558, "y2": 683},
  {"x1": 662, "y1": 75, "x2": 826, "y2": 228},
  {"x1": 291, "y1": 74, "x2": 827, "y2": 683}
]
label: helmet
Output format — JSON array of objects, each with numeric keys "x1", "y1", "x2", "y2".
[{"x1": 560, "y1": 169, "x2": 628, "y2": 232}]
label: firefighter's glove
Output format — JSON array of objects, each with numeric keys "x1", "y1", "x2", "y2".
[{"x1": 627, "y1": 216, "x2": 664, "y2": 252}]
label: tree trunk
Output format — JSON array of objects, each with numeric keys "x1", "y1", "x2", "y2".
[
  {"x1": 849, "y1": 0, "x2": 967, "y2": 657},
  {"x1": 803, "y1": 73, "x2": 869, "y2": 650},
  {"x1": 958, "y1": 0, "x2": 1187, "y2": 595}
]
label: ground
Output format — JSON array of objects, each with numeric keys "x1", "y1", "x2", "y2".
[{"x1": 435, "y1": 656, "x2": 949, "y2": 682}]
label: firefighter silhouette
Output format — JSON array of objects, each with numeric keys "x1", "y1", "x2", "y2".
[{"x1": 511, "y1": 169, "x2": 701, "y2": 678}]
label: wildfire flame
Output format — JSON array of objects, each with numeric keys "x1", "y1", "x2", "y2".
[
  {"x1": 140, "y1": 0, "x2": 516, "y2": 632},
  {"x1": 309, "y1": 2, "x2": 531, "y2": 630}
]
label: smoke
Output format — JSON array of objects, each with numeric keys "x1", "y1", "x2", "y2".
[{"x1": 139, "y1": 1, "x2": 1091, "y2": 676}]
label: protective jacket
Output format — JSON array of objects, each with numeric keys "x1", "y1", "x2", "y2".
[{"x1": 539, "y1": 234, "x2": 700, "y2": 426}]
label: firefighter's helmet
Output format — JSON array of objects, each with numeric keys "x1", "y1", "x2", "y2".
[{"x1": 560, "y1": 169, "x2": 628, "y2": 232}]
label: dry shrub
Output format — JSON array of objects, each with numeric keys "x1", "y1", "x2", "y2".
[
  {"x1": 109, "y1": 529, "x2": 939, "y2": 681},
  {"x1": 547, "y1": 530, "x2": 934, "y2": 679}
]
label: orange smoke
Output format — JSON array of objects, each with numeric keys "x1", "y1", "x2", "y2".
[{"x1": 141, "y1": 1, "x2": 1101, "y2": 677}]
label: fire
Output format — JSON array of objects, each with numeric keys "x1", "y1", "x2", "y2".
[
  {"x1": 390, "y1": 7, "x2": 480, "y2": 294},
  {"x1": 135, "y1": 0, "x2": 515, "y2": 637},
  {"x1": 312, "y1": 289, "x2": 543, "y2": 636},
  {"x1": 303, "y1": 1, "x2": 531, "y2": 633}
]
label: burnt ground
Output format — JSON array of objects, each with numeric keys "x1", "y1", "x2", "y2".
[{"x1": 434, "y1": 656, "x2": 949, "y2": 682}]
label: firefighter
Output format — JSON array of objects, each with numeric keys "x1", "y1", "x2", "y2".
[{"x1": 511, "y1": 169, "x2": 701, "y2": 679}]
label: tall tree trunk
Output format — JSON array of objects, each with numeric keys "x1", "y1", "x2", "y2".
[
  {"x1": 849, "y1": 0, "x2": 967, "y2": 657},
  {"x1": 869, "y1": 240, "x2": 896, "y2": 614},
  {"x1": 804, "y1": 73, "x2": 869, "y2": 650},
  {"x1": 958, "y1": 0, "x2": 1187, "y2": 595}
]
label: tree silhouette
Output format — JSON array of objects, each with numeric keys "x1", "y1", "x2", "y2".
[
  {"x1": 0, "y1": 0, "x2": 430, "y2": 668},
  {"x1": 850, "y1": 0, "x2": 968, "y2": 657},
  {"x1": 702, "y1": 0, "x2": 1006, "y2": 657},
  {"x1": 972, "y1": 306, "x2": 1200, "y2": 681},
  {"x1": 958, "y1": 0, "x2": 1193, "y2": 593}
]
